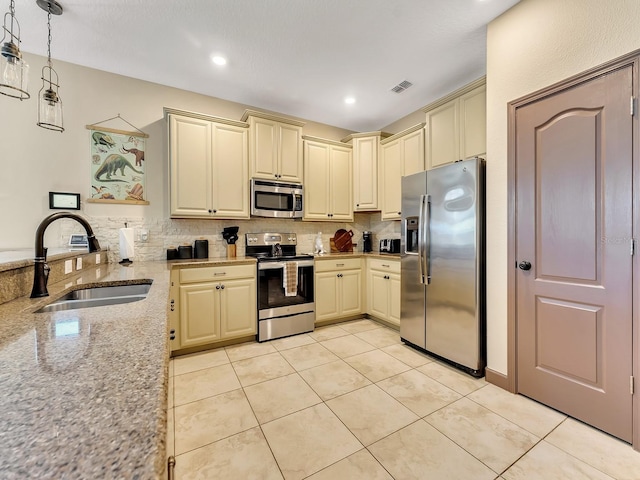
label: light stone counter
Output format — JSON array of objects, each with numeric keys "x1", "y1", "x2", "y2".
[
  {"x1": 0, "y1": 256, "x2": 253, "y2": 479},
  {"x1": 313, "y1": 251, "x2": 401, "y2": 260}
]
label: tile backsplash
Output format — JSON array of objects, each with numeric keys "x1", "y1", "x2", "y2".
[{"x1": 59, "y1": 213, "x2": 401, "y2": 263}]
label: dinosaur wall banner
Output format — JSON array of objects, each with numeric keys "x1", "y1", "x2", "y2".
[{"x1": 87, "y1": 126, "x2": 149, "y2": 205}]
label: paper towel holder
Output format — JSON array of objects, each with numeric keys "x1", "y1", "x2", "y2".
[{"x1": 119, "y1": 222, "x2": 133, "y2": 266}]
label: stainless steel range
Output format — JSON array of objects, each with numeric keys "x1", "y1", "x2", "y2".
[{"x1": 245, "y1": 233, "x2": 315, "y2": 341}]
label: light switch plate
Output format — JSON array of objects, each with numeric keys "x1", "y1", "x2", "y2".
[
  {"x1": 76, "y1": 257, "x2": 82, "y2": 270},
  {"x1": 64, "y1": 260, "x2": 72, "y2": 274}
]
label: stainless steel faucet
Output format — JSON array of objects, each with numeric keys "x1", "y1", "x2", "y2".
[{"x1": 30, "y1": 212, "x2": 101, "y2": 298}]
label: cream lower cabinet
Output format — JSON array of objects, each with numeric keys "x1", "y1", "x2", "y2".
[
  {"x1": 170, "y1": 264, "x2": 256, "y2": 350},
  {"x1": 303, "y1": 136, "x2": 353, "y2": 221},
  {"x1": 315, "y1": 258, "x2": 362, "y2": 322},
  {"x1": 166, "y1": 109, "x2": 249, "y2": 219},
  {"x1": 379, "y1": 124, "x2": 425, "y2": 220},
  {"x1": 366, "y1": 257, "x2": 401, "y2": 326}
]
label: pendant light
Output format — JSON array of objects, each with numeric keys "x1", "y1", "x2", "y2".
[
  {"x1": 36, "y1": 0, "x2": 63, "y2": 132},
  {"x1": 0, "y1": 0, "x2": 29, "y2": 99}
]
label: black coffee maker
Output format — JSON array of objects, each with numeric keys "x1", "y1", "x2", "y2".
[{"x1": 362, "y1": 231, "x2": 372, "y2": 253}]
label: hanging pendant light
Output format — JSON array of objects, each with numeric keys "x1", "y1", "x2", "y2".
[
  {"x1": 0, "y1": 0, "x2": 29, "y2": 99},
  {"x1": 37, "y1": 0, "x2": 63, "y2": 132}
]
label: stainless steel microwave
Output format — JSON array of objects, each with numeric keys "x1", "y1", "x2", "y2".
[{"x1": 250, "y1": 178, "x2": 304, "y2": 218}]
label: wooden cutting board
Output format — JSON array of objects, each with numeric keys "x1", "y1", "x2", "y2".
[{"x1": 334, "y1": 229, "x2": 354, "y2": 252}]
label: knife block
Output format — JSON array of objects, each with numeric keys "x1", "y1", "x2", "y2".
[{"x1": 227, "y1": 244, "x2": 236, "y2": 258}]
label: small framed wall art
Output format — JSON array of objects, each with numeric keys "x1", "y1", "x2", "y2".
[{"x1": 49, "y1": 191, "x2": 81, "y2": 210}]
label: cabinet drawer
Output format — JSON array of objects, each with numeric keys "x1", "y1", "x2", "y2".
[
  {"x1": 368, "y1": 258, "x2": 400, "y2": 274},
  {"x1": 179, "y1": 264, "x2": 256, "y2": 283},
  {"x1": 314, "y1": 257, "x2": 362, "y2": 272}
]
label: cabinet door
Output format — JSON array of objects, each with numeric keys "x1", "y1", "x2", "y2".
[
  {"x1": 179, "y1": 283, "x2": 220, "y2": 347},
  {"x1": 388, "y1": 273, "x2": 401, "y2": 326},
  {"x1": 278, "y1": 123, "x2": 303, "y2": 182},
  {"x1": 304, "y1": 141, "x2": 331, "y2": 220},
  {"x1": 212, "y1": 124, "x2": 249, "y2": 218},
  {"x1": 353, "y1": 136, "x2": 378, "y2": 211},
  {"x1": 402, "y1": 128, "x2": 425, "y2": 176},
  {"x1": 459, "y1": 85, "x2": 486, "y2": 159},
  {"x1": 169, "y1": 115, "x2": 213, "y2": 217},
  {"x1": 219, "y1": 278, "x2": 257, "y2": 339},
  {"x1": 426, "y1": 100, "x2": 459, "y2": 169},
  {"x1": 369, "y1": 270, "x2": 389, "y2": 319},
  {"x1": 315, "y1": 271, "x2": 339, "y2": 322},
  {"x1": 340, "y1": 269, "x2": 362, "y2": 316},
  {"x1": 380, "y1": 139, "x2": 402, "y2": 220},
  {"x1": 329, "y1": 145, "x2": 353, "y2": 221},
  {"x1": 250, "y1": 117, "x2": 278, "y2": 180}
]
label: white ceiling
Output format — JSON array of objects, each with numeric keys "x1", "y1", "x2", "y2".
[{"x1": 12, "y1": 0, "x2": 520, "y2": 132}]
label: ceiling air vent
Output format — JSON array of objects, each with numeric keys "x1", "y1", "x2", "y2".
[{"x1": 390, "y1": 80, "x2": 413, "y2": 93}]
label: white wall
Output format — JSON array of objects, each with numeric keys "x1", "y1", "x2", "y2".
[
  {"x1": 486, "y1": 0, "x2": 640, "y2": 374},
  {"x1": 0, "y1": 53, "x2": 352, "y2": 253}
]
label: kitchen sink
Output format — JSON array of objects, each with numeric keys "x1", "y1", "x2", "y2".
[{"x1": 35, "y1": 282, "x2": 152, "y2": 313}]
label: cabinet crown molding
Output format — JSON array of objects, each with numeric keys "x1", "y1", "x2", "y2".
[
  {"x1": 421, "y1": 76, "x2": 486, "y2": 113},
  {"x1": 380, "y1": 123, "x2": 426, "y2": 145},
  {"x1": 163, "y1": 107, "x2": 249, "y2": 128},
  {"x1": 303, "y1": 135, "x2": 353, "y2": 148},
  {"x1": 340, "y1": 131, "x2": 392, "y2": 143},
  {"x1": 241, "y1": 109, "x2": 306, "y2": 127}
]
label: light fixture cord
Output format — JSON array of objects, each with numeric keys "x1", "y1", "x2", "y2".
[
  {"x1": 8, "y1": 0, "x2": 15, "y2": 38},
  {"x1": 46, "y1": 9, "x2": 53, "y2": 84}
]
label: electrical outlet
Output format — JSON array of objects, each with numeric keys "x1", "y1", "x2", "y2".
[
  {"x1": 96, "y1": 253, "x2": 101, "y2": 264},
  {"x1": 140, "y1": 229, "x2": 148, "y2": 242},
  {"x1": 64, "y1": 259, "x2": 72, "y2": 274},
  {"x1": 76, "y1": 257, "x2": 82, "y2": 270}
]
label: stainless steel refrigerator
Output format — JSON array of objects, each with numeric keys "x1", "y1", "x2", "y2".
[{"x1": 400, "y1": 157, "x2": 485, "y2": 377}]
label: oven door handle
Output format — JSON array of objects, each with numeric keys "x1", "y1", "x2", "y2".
[{"x1": 258, "y1": 260, "x2": 315, "y2": 270}]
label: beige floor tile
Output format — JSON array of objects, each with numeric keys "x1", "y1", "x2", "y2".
[
  {"x1": 167, "y1": 406, "x2": 174, "y2": 457},
  {"x1": 173, "y1": 348, "x2": 229, "y2": 376},
  {"x1": 308, "y1": 325, "x2": 350, "y2": 342},
  {"x1": 279, "y1": 343, "x2": 339, "y2": 371},
  {"x1": 299, "y1": 360, "x2": 371, "y2": 400},
  {"x1": 546, "y1": 418, "x2": 640, "y2": 479},
  {"x1": 270, "y1": 333, "x2": 317, "y2": 351},
  {"x1": 344, "y1": 349, "x2": 411, "y2": 382},
  {"x1": 417, "y1": 361, "x2": 486, "y2": 395},
  {"x1": 306, "y1": 449, "x2": 393, "y2": 480},
  {"x1": 174, "y1": 389, "x2": 258, "y2": 455},
  {"x1": 425, "y1": 397, "x2": 539, "y2": 473},
  {"x1": 225, "y1": 341, "x2": 278, "y2": 362},
  {"x1": 381, "y1": 343, "x2": 433, "y2": 367},
  {"x1": 168, "y1": 375, "x2": 174, "y2": 408},
  {"x1": 502, "y1": 441, "x2": 614, "y2": 480},
  {"x1": 369, "y1": 420, "x2": 496, "y2": 480},
  {"x1": 326, "y1": 384, "x2": 419, "y2": 445},
  {"x1": 320, "y1": 334, "x2": 376, "y2": 358},
  {"x1": 244, "y1": 372, "x2": 322, "y2": 423},
  {"x1": 355, "y1": 327, "x2": 401, "y2": 348},
  {"x1": 377, "y1": 369, "x2": 461, "y2": 417},
  {"x1": 174, "y1": 363, "x2": 241, "y2": 406},
  {"x1": 232, "y1": 352, "x2": 295, "y2": 387},
  {"x1": 339, "y1": 319, "x2": 383, "y2": 334},
  {"x1": 261, "y1": 404, "x2": 362, "y2": 480},
  {"x1": 174, "y1": 426, "x2": 283, "y2": 480},
  {"x1": 468, "y1": 384, "x2": 566, "y2": 437}
]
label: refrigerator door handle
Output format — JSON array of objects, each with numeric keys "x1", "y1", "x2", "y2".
[{"x1": 419, "y1": 194, "x2": 431, "y2": 284}]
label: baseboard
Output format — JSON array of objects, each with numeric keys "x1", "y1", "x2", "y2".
[{"x1": 485, "y1": 367, "x2": 510, "y2": 391}]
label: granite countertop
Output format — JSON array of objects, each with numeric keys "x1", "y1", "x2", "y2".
[{"x1": 313, "y1": 251, "x2": 401, "y2": 260}]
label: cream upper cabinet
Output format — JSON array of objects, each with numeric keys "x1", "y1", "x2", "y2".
[
  {"x1": 166, "y1": 109, "x2": 249, "y2": 219},
  {"x1": 366, "y1": 257, "x2": 401, "y2": 326},
  {"x1": 315, "y1": 258, "x2": 362, "y2": 322},
  {"x1": 343, "y1": 132, "x2": 390, "y2": 211},
  {"x1": 424, "y1": 80, "x2": 486, "y2": 169},
  {"x1": 171, "y1": 264, "x2": 257, "y2": 351},
  {"x1": 242, "y1": 110, "x2": 304, "y2": 182},
  {"x1": 379, "y1": 124, "x2": 425, "y2": 220},
  {"x1": 303, "y1": 136, "x2": 353, "y2": 222}
]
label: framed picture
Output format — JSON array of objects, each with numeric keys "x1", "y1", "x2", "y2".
[
  {"x1": 49, "y1": 191, "x2": 81, "y2": 210},
  {"x1": 86, "y1": 125, "x2": 149, "y2": 205}
]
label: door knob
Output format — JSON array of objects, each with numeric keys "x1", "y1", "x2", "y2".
[{"x1": 518, "y1": 261, "x2": 532, "y2": 271}]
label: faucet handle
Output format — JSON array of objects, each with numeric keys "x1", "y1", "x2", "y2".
[{"x1": 44, "y1": 262, "x2": 50, "y2": 283}]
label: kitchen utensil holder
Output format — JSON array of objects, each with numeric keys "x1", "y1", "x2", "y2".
[{"x1": 227, "y1": 244, "x2": 236, "y2": 258}]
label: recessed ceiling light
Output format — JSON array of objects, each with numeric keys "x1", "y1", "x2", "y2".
[
  {"x1": 344, "y1": 97, "x2": 356, "y2": 104},
  {"x1": 212, "y1": 56, "x2": 227, "y2": 66}
]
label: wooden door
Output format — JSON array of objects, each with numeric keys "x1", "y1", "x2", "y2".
[
  {"x1": 459, "y1": 85, "x2": 486, "y2": 159},
  {"x1": 278, "y1": 123, "x2": 303, "y2": 182},
  {"x1": 329, "y1": 145, "x2": 353, "y2": 221},
  {"x1": 369, "y1": 270, "x2": 389, "y2": 319},
  {"x1": 179, "y1": 283, "x2": 220, "y2": 348},
  {"x1": 315, "y1": 271, "x2": 339, "y2": 322},
  {"x1": 354, "y1": 136, "x2": 378, "y2": 211},
  {"x1": 402, "y1": 128, "x2": 426, "y2": 176},
  {"x1": 516, "y1": 66, "x2": 633, "y2": 441},
  {"x1": 250, "y1": 117, "x2": 278, "y2": 180},
  {"x1": 303, "y1": 140, "x2": 331, "y2": 220},
  {"x1": 426, "y1": 100, "x2": 458, "y2": 169},
  {"x1": 380, "y1": 139, "x2": 402, "y2": 220},
  {"x1": 211, "y1": 124, "x2": 249, "y2": 218},
  {"x1": 219, "y1": 278, "x2": 256, "y2": 339},
  {"x1": 340, "y1": 269, "x2": 362, "y2": 316}
]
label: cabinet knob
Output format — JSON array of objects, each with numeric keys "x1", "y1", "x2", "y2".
[
  {"x1": 208, "y1": 209, "x2": 212, "y2": 213},
  {"x1": 221, "y1": 284, "x2": 225, "y2": 290},
  {"x1": 216, "y1": 285, "x2": 221, "y2": 290},
  {"x1": 397, "y1": 211, "x2": 401, "y2": 215},
  {"x1": 356, "y1": 203, "x2": 360, "y2": 207}
]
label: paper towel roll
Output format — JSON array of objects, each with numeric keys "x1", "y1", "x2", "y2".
[{"x1": 119, "y1": 228, "x2": 135, "y2": 261}]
